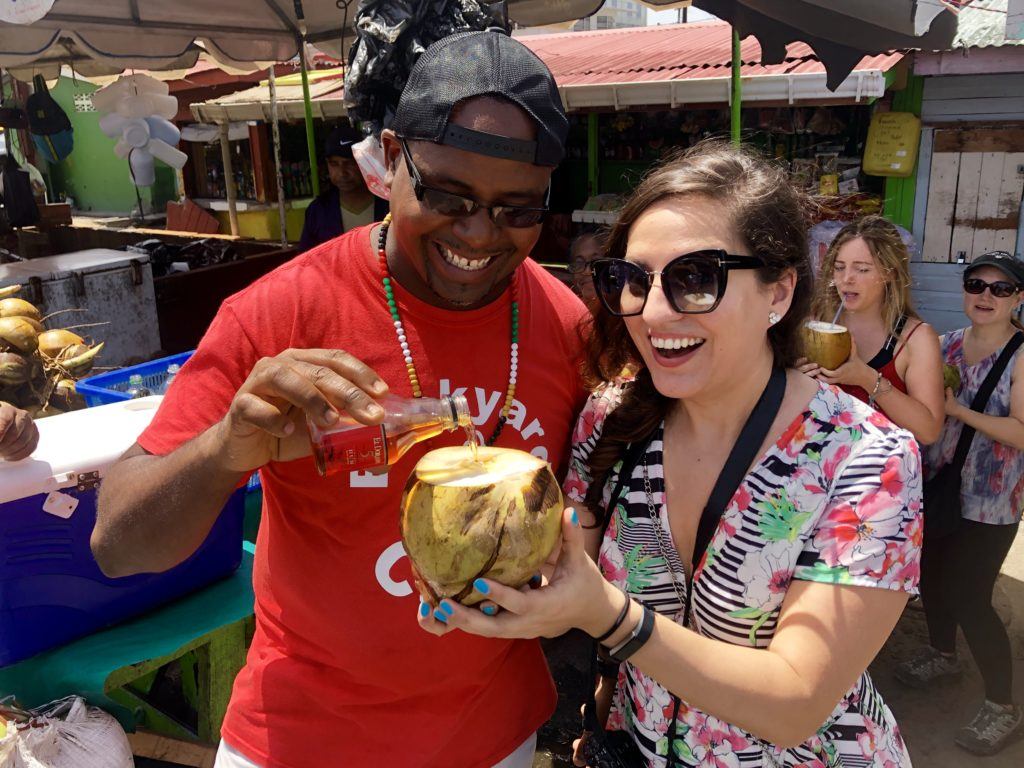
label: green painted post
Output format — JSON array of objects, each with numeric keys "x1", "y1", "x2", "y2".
[
  {"x1": 299, "y1": 42, "x2": 320, "y2": 197},
  {"x1": 587, "y1": 113, "x2": 599, "y2": 197},
  {"x1": 883, "y1": 75, "x2": 925, "y2": 230},
  {"x1": 731, "y1": 28, "x2": 742, "y2": 145}
]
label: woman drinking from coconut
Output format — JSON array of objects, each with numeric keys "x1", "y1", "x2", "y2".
[
  {"x1": 895, "y1": 250, "x2": 1024, "y2": 757},
  {"x1": 802, "y1": 216, "x2": 945, "y2": 446},
  {"x1": 420, "y1": 141, "x2": 922, "y2": 767}
]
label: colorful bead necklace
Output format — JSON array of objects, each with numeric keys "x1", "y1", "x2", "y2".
[{"x1": 377, "y1": 213, "x2": 518, "y2": 446}]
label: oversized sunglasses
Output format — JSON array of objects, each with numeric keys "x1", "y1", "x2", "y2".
[
  {"x1": 398, "y1": 139, "x2": 549, "y2": 228},
  {"x1": 590, "y1": 251, "x2": 766, "y2": 317},
  {"x1": 964, "y1": 277, "x2": 1020, "y2": 299}
]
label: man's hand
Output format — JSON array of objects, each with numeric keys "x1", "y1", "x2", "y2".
[
  {"x1": 211, "y1": 348, "x2": 389, "y2": 473},
  {"x1": 0, "y1": 402, "x2": 39, "y2": 461}
]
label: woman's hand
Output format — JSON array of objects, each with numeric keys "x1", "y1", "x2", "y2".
[
  {"x1": 794, "y1": 357, "x2": 821, "y2": 378},
  {"x1": 816, "y1": 338, "x2": 875, "y2": 390},
  {"x1": 944, "y1": 387, "x2": 966, "y2": 420},
  {"x1": 416, "y1": 507, "x2": 617, "y2": 639}
]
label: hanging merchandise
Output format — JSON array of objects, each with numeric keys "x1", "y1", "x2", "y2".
[
  {"x1": 92, "y1": 74, "x2": 188, "y2": 187},
  {"x1": 26, "y1": 74, "x2": 72, "y2": 163},
  {"x1": 0, "y1": 154, "x2": 39, "y2": 228},
  {"x1": 344, "y1": 1, "x2": 508, "y2": 137}
]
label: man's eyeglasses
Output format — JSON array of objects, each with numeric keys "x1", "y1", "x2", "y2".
[
  {"x1": 964, "y1": 277, "x2": 1021, "y2": 299},
  {"x1": 398, "y1": 139, "x2": 548, "y2": 229},
  {"x1": 590, "y1": 251, "x2": 766, "y2": 316}
]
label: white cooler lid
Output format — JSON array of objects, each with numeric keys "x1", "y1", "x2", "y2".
[
  {"x1": 0, "y1": 396, "x2": 162, "y2": 504},
  {"x1": 0, "y1": 249, "x2": 149, "y2": 288}
]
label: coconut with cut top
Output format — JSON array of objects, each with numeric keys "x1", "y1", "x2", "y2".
[
  {"x1": 400, "y1": 446, "x2": 563, "y2": 606},
  {"x1": 802, "y1": 320, "x2": 852, "y2": 371}
]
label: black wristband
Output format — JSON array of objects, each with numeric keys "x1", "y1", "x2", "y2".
[
  {"x1": 607, "y1": 605, "x2": 655, "y2": 663},
  {"x1": 596, "y1": 654, "x2": 621, "y2": 678},
  {"x1": 594, "y1": 590, "x2": 631, "y2": 643}
]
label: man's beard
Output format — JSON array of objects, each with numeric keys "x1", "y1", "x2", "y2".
[{"x1": 425, "y1": 263, "x2": 506, "y2": 309}]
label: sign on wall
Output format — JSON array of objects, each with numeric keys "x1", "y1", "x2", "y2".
[{"x1": 863, "y1": 112, "x2": 922, "y2": 178}]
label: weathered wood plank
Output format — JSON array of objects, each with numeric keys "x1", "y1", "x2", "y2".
[
  {"x1": 992, "y1": 153, "x2": 1024, "y2": 254},
  {"x1": 973, "y1": 152, "x2": 1006, "y2": 257},
  {"x1": 933, "y1": 127, "x2": 1024, "y2": 154},
  {"x1": 951, "y1": 153, "x2": 983, "y2": 262},
  {"x1": 128, "y1": 731, "x2": 216, "y2": 768},
  {"x1": 923, "y1": 152, "x2": 961, "y2": 262}
]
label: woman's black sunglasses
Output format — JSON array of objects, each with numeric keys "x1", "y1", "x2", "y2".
[
  {"x1": 398, "y1": 139, "x2": 548, "y2": 228},
  {"x1": 964, "y1": 277, "x2": 1020, "y2": 299},
  {"x1": 590, "y1": 251, "x2": 767, "y2": 316}
]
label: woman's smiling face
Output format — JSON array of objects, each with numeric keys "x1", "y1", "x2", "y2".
[{"x1": 622, "y1": 195, "x2": 792, "y2": 400}]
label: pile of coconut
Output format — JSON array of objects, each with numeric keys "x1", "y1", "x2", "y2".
[{"x1": 0, "y1": 284, "x2": 104, "y2": 417}]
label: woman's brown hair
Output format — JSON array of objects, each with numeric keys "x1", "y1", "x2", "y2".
[
  {"x1": 811, "y1": 215, "x2": 919, "y2": 336},
  {"x1": 581, "y1": 139, "x2": 812, "y2": 520}
]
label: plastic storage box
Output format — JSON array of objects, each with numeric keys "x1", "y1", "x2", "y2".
[
  {"x1": 76, "y1": 351, "x2": 194, "y2": 407},
  {"x1": 0, "y1": 397, "x2": 244, "y2": 667}
]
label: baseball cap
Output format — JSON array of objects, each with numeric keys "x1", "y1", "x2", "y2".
[
  {"x1": 324, "y1": 124, "x2": 363, "y2": 159},
  {"x1": 965, "y1": 251, "x2": 1024, "y2": 285},
  {"x1": 392, "y1": 30, "x2": 567, "y2": 167}
]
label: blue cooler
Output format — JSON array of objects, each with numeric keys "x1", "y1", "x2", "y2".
[{"x1": 0, "y1": 397, "x2": 244, "y2": 667}]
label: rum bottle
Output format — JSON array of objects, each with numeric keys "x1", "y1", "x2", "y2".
[{"x1": 307, "y1": 394, "x2": 472, "y2": 476}]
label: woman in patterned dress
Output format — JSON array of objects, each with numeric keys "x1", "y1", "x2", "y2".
[
  {"x1": 895, "y1": 251, "x2": 1024, "y2": 756},
  {"x1": 421, "y1": 142, "x2": 922, "y2": 767}
]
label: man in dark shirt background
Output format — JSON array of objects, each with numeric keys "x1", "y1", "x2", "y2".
[{"x1": 298, "y1": 124, "x2": 388, "y2": 252}]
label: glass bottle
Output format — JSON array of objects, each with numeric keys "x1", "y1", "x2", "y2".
[
  {"x1": 161, "y1": 363, "x2": 181, "y2": 395},
  {"x1": 307, "y1": 394, "x2": 472, "y2": 476}
]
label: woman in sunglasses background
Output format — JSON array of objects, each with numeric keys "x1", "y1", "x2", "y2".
[
  {"x1": 895, "y1": 251, "x2": 1024, "y2": 756},
  {"x1": 425, "y1": 141, "x2": 921, "y2": 767},
  {"x1": 804, "y1": 217, "x2": 945, "y2": 446}
]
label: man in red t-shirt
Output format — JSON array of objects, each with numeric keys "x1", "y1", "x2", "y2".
[{"x1": 93, "y1": 31, "x2": 588, "y2": 768}]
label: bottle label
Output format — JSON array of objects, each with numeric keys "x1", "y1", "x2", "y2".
[{"x1": 318, "y1": 425, "x2": 389, "y2": 473}]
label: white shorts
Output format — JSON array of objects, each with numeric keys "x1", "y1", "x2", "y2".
[{"x1": 214, "y1": 732, "x2": 537, "y2": 768}]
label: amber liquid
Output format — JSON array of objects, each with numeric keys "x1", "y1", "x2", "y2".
[{"x1": 464, "y1": 424, "x2": 481, "y2": 463}]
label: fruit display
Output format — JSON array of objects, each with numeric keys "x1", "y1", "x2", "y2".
[
  {"x1": 0, "y1": 285, "x2": 105, "y2": 417},
  {"x1": 400, "y1": 446, "x2": 564, "y2": 607}
]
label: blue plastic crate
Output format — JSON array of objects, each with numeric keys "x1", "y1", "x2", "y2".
[
  {"x1": 76, "y1": 351, "x2": 263, "y2": 494},
  {"x1": 76, "y1": 351, "x2": 194, "y2": 407}
]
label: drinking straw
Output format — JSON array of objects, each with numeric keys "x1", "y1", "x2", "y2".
[{"x1": 832, "y1": 298, "x2": 844, "y2": 325}]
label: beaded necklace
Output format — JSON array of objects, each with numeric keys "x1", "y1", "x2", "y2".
[{"x1": 376, "y1": 213, "x2": 518, "y2": 446}]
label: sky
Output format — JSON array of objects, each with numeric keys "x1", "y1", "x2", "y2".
[{"x1": 647, "y1": 6, "x2": 717, "y2": 24}]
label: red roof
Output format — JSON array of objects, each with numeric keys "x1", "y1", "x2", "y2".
[{"x1": 517, "y1": 20, "x2": 904, "y2": 86}]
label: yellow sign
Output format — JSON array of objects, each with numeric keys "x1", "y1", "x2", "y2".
[{"x1": 863, "y1": 112, "x2": 921, "y2": 178}]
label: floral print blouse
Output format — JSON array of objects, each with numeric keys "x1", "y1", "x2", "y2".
[
  {"x1": 925, "y1": 328, "x2": 1024, "y2": 526},
  {"x1": 565, "y1": 383, "x2": 922, "y2": 768}
]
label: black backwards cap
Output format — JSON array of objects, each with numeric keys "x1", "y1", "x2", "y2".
[
  {"x1": 965, "y1": 251, "x2": 1024, "y2": 286},
  {"x1": 392, "y1": 30, "x2": 568, "y2": 167}
]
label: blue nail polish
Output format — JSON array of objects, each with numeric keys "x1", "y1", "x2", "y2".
[
  {"x1": 473, "y1": 578, "x2": 490, "y2": 595},
  {"x1": 482, "y1": 604, "x2": 497, "y2": 616},
  {"x1": 570, "y1": 509, "x2": 579, "y2": 526},
  {"x1": 439, "y1": 600, "x2": 454, "y2": 616},
  {"x1": 529, "y1": 573, "x2": 542, "y2": 586},
  {"x1": 433, "y1": 609, "x2": 448, "y2": 624},
  {"x1": 419, "y1": 601, "x2": 430, "y2": 618}
]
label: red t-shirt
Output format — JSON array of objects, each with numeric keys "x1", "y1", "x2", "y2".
[{"x1": 138, "y1": 226, "x2": 588, "y2": 768}]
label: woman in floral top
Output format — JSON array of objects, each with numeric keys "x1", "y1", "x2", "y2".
[
  {"x1": 895, "y1": 251, "x2": 1024, "y2": 756},
  {"x1": 421, "y1": 142, "x2": 921, "y2": 767}
]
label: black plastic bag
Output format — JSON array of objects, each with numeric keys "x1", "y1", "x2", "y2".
[{"x1": 344, "y1": 0, "x2": 508, "y2": 136}]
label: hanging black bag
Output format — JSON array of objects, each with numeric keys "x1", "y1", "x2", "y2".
[{"x1": 923, "y1": 332, "x2": 1024, "y2": 540}]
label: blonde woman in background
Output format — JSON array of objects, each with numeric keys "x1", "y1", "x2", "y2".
[{"x1": 802, "y1": 216, "x2": 944, "y2": 445}]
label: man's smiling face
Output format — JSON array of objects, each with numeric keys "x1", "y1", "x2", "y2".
[{"x1": 382, "y1": 96, "x2": 553, "y2": 309}]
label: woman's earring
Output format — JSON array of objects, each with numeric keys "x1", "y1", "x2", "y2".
[{"x1": 768, "y1": 311, "x2": 781, "y2": 326}]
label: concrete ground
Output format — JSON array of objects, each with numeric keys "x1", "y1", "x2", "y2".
[{"x1": 535, "y1": 529, "x2": 1024, "y2": 767}]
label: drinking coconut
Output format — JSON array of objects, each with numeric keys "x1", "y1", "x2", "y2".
[
  {"x1": 400, "y1": 446, "x2": 563, "y2": 606},
  {"x1": 802, "y1": 321, "x2": 851, "y2": 370}
]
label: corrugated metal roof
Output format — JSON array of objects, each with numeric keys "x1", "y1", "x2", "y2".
[
  {"x1": 516, "y1": 20, "x2": 905, "y2": 86},
  {"x1": 950, "y1": 0, "x2": 1022, "y2": 48}
]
